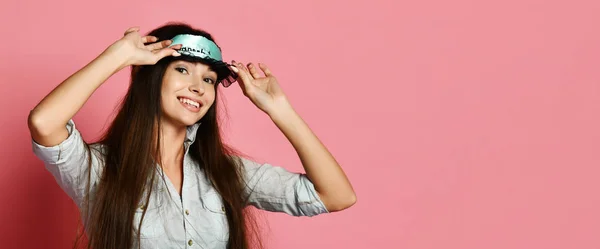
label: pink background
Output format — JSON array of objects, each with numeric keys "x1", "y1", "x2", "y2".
[{"x1": 1, "y1": 0, "x2": 599, "y2": 248}]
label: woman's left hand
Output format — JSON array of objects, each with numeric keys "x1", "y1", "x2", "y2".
[{"x1": 231, "y1": 61, "x2": 291, "y2": 116}]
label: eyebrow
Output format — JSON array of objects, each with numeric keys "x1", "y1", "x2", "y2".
[
  {"x1": 175, "y1": 61, "x2": 218, "y2": 77},
  {"x1": 175, "y1": 61, "x2": 193, "y2": 67},
  {"x1": 204, "y1": 68, "x2": 218, "y2": 78}
]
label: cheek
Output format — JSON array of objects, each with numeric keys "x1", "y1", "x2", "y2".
[
  {"x1": 204, "y1": 88, "x2": 217, "y2": 107},
  {"x1": 162, "y1": 77, "x2": 185, "y2": 93}
]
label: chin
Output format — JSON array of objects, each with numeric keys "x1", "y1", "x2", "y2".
[
  {"x1": 163, "y1": 112, "x2": 203, "y2": 127},
  {"x1": 179, "y1": 115, "x2": 203, "y2": 126}
]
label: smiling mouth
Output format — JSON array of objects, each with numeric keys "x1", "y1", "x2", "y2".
[{"x1": 178, "y1": 97, "x2": 201, "y2": 109}]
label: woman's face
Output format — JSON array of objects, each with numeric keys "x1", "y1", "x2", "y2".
[{"x1": 160, "y1": 60, "x2": 218, "y2": 127}]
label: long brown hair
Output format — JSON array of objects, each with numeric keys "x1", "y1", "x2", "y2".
[{"x1": 76, "y1": 23, "x2": 259, "y2": 249}]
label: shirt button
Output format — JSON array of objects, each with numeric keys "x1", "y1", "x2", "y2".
[
  {"x1": 188, "y1": 240, "x2": 193, "y2": 246},
  {"x1": 185, "y1": 209, "x2": 190, "y2": 215},
  {"x1": 221, "y1": 206, "x2": 225, "y2": 212}
]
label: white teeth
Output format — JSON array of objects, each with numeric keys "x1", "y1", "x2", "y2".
[{"x1": 178, "y1": 97, "x2": 199, "y2": 108}]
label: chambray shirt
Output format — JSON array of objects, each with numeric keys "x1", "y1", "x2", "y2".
[{"x1": 32, "y1": 120, "x2": 328, "y2": 249}]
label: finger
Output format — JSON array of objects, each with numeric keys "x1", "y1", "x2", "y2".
[
  {"x1": 258, "y1": 63, "x2": 273, "y2": 77},
  {"x1": 233, "y1": 61, "x2": 252, "y2": 80},
  {"x1": 153, "y1": 48, "x2": 180, "y2": 62},
  {"x1": 235, "y1": 63, "x2": 253, "y2": 83},
  {"x1": 233, "y1": 63, "x2": 255, "y2": 91},
  {"x1": 146, "y1": 40, "x2": 172, "y2": 50},
  {"x1": 141, "y1": 36, "x2": 158, "y2": 44},
  {"x1": 169, "y1": 44, "x2": 183, "y2": 50},
  {"x1": 247, "y1": 63, "x2": 262, "y2": 79},
  {"x1": 229, "y1": 66, "x2": 247, "y2": 93},
  {"x1": 124, "y1": 27, "x2": 140, "y2": 36},
  {"x1": 235, "y1": 61, "x2": 250, "y2": 75}
]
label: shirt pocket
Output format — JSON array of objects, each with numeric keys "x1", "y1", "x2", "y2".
[
  {"x1": 201, "y1": 192, "x2": 229, "y2": 241},
  {"x1": 133, "y1": 202, "x2": 167, "y2": 239}
]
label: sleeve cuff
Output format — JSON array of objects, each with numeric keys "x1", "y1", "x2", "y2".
[
  {"x1": 296, "y1": 174, "x2": 330, "y2": 216},
  {"x1": 31, "y1": 119, "x2": 78, "y2": 164}
]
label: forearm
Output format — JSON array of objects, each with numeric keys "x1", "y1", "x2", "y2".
[
  {"x1": 269, "y1": 102, "x2": 356, "y2": 211},
  {"x1": 28, "y1": 46, "x2": 128, "y2": 144}
]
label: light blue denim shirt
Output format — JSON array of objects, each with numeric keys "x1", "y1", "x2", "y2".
[{"x1": 32, "y1": 120, "x2": 328, "y2": 249}]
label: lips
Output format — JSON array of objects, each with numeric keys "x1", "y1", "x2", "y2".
[{"x1": 177, "y1": 97, "x2": 202, "y2": 112}]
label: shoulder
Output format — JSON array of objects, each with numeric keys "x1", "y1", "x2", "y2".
[{"x1": 227, "y1": 154, "x2": 263, "y2": 169}]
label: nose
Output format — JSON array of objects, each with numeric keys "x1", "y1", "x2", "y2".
[{"x1": 189, "y1": 79, "x2": 205, "y2": 95}]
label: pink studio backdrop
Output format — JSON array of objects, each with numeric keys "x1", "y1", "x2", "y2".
[{"x1": 1, "y1": 0, "x2": 599, "y2": 248}]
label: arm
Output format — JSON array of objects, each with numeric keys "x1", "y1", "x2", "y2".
[
  {"x1": 269, "y1": 103, "x2": 356, "y2": 211},
  {"x1": 28, "y1": 47, "x2": 127, "y2": 146},
  {"x1": 29, "y1": 27, "x2": 181, "y2": 205},
  {"x1": 231, "y1": 62, "x2": 356, "y2": 212},
  {"x1": 28, "y1": 40, "x2": 128, "y2": 204},
  {"x1": 240, "y1": 157, "x2": 328, "y2": 216},
  {"x1": 28, "y1": 27, "x2": 179, "y2": 146}
]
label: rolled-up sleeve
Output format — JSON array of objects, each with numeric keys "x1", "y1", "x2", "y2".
[
  {"x1": 31, "y1": 119, "x2": 102, "y2": 206},
  {"x1": 240, "y1": 157, "x2": 328, "y2": 217}
]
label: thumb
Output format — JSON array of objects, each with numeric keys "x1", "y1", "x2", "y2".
[{"x1": 124, "y1": 26, "x2": 140, "y2": 36}]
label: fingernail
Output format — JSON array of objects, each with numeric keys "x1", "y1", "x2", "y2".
[
  {"x1": 230, "y1": 66, "x2": 239, "y2": 73},
  {"x1": 172, "y1": 51, "x2": 181, "y2": 57}
]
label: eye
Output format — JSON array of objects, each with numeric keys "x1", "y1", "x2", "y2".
[
  {"x1": 175, "y1": 67, "x2": 189, "y2": 74},
  {"x1": 204, "y1": 78, "x2": 216, "y2": 84}
]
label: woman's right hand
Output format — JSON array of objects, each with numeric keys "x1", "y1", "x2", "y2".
[{"x1": 108, "y1": 27, "x2": 182, "y2": 68}]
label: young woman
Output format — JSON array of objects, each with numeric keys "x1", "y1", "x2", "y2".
[{"x1": 28, "y1": 22, "x2": 356, "y2": 249}]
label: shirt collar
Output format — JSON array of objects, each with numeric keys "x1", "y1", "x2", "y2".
[{"x1": 185, "y1": 122, "x2": 201, "y2": 144}]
